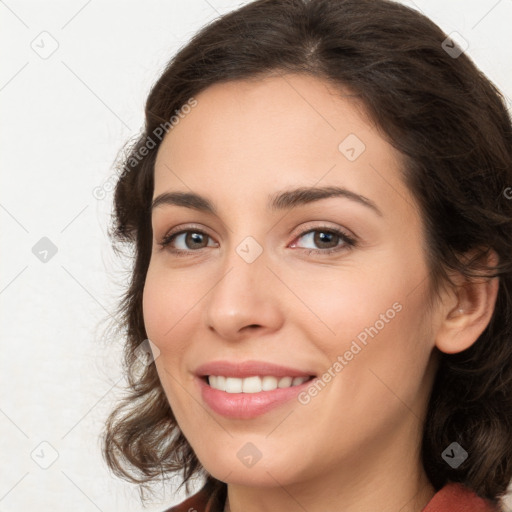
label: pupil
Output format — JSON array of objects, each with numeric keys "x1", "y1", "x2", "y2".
[
  {"x1": 188, "y1": 232, "x2": 205, "y2": 248},
  {"x1": 315, "y1": 231, "x2": 336, "y2": 248}
]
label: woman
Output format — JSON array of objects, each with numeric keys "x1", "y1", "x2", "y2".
[{"x1": 101, "y1": 0, "x2": 512, "y2": 510}]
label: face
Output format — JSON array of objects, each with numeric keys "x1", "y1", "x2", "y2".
[{"x1": 143, "y1": 73, "x2": 440, "y2": 488}]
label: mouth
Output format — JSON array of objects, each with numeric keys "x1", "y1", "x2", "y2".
[
  {"x1": 201, "y1": 374, "x2": 316, "y2": 393},
  {"x1": 194, "y1": 360, "x2": 318, "y2": 418}
]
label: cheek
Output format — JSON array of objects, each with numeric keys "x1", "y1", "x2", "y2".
[
  {"x1": 142, "y1": 270, "x2": 165, "y2": 342},
  {"x1": 324, "y1": 281, "x2": 435, "y2": 429},
  {"x1": 306, "y1": 248, "x2": 434, "y2": 398},
  {"x1": 142, "y1": 265, "x2": 192, "y2": 356},
  {"x1": 142, "y1": 267, "x2": 196, "y2": 414},
  {"x1": 288, "y1": 259, "x2": 403, "y2": 345}
]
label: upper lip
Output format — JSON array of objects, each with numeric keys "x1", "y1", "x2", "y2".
[{"x1": 195, "y1": 360, "x2": 316, "y2": 378}]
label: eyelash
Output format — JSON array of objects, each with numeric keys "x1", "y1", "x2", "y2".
[{"x1": 158, "y1": 225, "x2": 357, "y2": 257}]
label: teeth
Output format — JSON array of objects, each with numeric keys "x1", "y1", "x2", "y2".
[
  {"x1": 278, "y1": 376, "x2": 293, "y2": 388},
  {"x1": 225, "y1": 377, "x2": 243, "y2": 393},
  {"x1": 207, "y1": 375, "x2": 310, "y2": 393},
  {"x1": 242, "y1": 376, "x2": 262, "y2": 393},
  {"x1": 262, "y1": 376, "x2": 278, "y2": 391}
]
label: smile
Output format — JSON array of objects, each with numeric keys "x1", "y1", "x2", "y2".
[
  {"x1": 207, "y1": 375, "x2": 313, "y2": 393},
  {"x1": 197, "y1": 375, "x2": 318, "y2": 419}
]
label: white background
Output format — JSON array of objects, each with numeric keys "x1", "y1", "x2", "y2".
[{"x1": 1, "y1": 0, "x2": 511, "y2": 510}]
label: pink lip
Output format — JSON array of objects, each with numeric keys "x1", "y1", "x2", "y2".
[
  {"x1": 196, "y1": 375, "x2": 316, "y2": 419},
  {"x1": 195, "y1": 360, "x2": 315, "y2": 379},
  {"x1": 194, "y1": 360, "x2": 317, "y2": 419}
]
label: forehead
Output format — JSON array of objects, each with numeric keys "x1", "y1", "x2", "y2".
[
  {"x1": 156, "y1": 73, "x2": 375, "y2": 167},
  {"x1": 153, "y1": 73, "x2": 415, "y2": 220}
]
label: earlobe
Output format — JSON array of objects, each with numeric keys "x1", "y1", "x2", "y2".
[{"x1": 434, "y1": 249, "x2": 500, "y2": 355}]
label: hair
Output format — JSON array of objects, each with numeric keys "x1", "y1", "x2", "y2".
[{"x1": 101, "y1": 0, "x2": 512, "y2": 507}]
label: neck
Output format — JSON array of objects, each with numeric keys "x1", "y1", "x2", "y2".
[
  {"x1": 225, "y1": 469, "x2": 435, "y2": 512},
  {"x1": 223, "y1": 421, "x2": 436, "y2": 512}
]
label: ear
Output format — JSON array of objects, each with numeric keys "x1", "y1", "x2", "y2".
[{"x1": 434, "y1": 248, "x2": 500, "y2": 355}]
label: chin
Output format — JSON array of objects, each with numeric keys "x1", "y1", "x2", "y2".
[
  {"x1": 207, "y1": 465, "x2": 288, "y2": 487},
  {"x1": 197, "y1": 445, "x2": 307, "y2": 488}
]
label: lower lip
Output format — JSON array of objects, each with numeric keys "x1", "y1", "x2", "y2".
[{"x1": 197, "y1": 376, "x2": 315, "y2": 419}]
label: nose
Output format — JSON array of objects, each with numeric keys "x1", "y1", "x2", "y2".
[{"x1": 203, "y1": 244, "x2": 284, "y2": 341}]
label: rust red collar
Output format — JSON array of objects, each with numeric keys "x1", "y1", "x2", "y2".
[
  {"x1": 421, "y1": 482, "x2": 500, "y2": 512},
  {"x1": 165, "y1": 481, "x2": 500, "y2": 512}
]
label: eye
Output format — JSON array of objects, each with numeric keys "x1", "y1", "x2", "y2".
[
  {"x1": 158, "y1": 228, "x2": 217, "y2": 256},
  {"x1": 290, "y1": 226, "x2": 357, "y2": 255},
  {"x1": 157, "y1": 225, "x2": 357, "y2": 257}
]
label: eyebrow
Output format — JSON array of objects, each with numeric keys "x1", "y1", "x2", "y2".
[{"x1": 151, "y1": 186, "x2": 382, "y2": 216}]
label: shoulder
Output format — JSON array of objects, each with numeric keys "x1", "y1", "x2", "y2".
[{"x1": 422, "y1": 482, "x2": 501, "y2": 512}]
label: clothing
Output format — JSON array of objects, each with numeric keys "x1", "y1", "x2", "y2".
[
  {"x1": 163, "y1": 480, "x2": 501, "y2": 512},
  {"x1": 421, "y1": 482, "x2": 500, "y2": 511}
]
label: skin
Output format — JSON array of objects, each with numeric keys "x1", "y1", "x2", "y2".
[{"x1": 142, "y1": 73, "x2": 499, "y2": 512}]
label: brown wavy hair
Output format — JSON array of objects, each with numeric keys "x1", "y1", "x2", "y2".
[{"x1": 101, "y1": 0, "x2": 512, "y2": 507}]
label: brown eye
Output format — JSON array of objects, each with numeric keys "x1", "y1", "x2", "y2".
[
  {"x1": 159, "y1": 229, "x2": 216, "y2": 254},
  {"x1": 181, "y1": 232, "x2": 209, "y2": 250},
  {"x1": 312, "y1": 231, "x2": 340, "y2": 249},
  {"x1": 291, "y1": 227, "x2": 357, "y2": 255}
]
